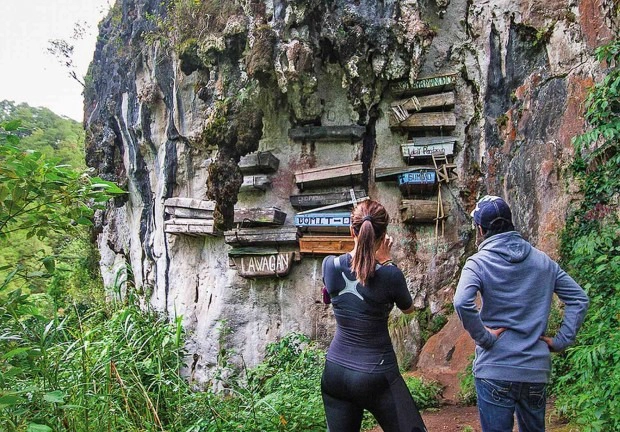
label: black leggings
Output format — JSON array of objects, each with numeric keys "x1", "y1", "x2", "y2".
[{"x1": 321, "y1": 360, "x2": 427, "y2": 432}]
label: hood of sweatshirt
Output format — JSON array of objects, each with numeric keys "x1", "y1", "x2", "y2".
[{"x1": 477, "y1": 231, "x2": 531, "y2": 263}]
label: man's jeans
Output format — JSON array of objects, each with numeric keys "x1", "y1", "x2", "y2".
[{"x1": 475, "y1": 378, "x2": 547, "y2": 432}]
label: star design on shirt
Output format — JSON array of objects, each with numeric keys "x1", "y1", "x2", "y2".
[{"x1": 336, "y1": 272, "x2": 364, "y2": 301}]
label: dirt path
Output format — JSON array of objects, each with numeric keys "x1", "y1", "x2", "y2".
[{"x1": 366, "y1": 401, "x2": 573, "y2": 432}]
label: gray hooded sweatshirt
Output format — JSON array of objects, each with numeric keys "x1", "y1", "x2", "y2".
[{"x1": 454, "y1": 231, "x2": 589, "y2": 383}]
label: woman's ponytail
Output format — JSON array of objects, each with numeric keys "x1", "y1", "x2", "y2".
[{"x1": 350, "y1": 201, "x2": 388, "y2": 286}]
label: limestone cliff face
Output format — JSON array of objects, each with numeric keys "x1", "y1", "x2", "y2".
[{"x1": 84, "y1": 0, "x2": 617, "y2": 383}]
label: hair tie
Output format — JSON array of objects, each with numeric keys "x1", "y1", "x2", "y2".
[{"x1": 362, "y1": 215, "x2": 372, "y2": 222}]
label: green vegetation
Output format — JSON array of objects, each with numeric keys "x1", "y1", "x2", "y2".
[
  {"x1": 0, "y1": 103, "x2": 441, "y2": 430},
  {"x1": 0, "y1": 102, "x2": 123, "y2": 298},
  {"x1": 552, "y1": 38, "x2": 620, "y2": 431}
]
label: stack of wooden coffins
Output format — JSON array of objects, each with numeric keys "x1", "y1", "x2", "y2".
[
  {"x1": 238, "y1": 150, "x2": 280, "y2": 192},
  {"x1": 164, "y1": 198, "x2": 218, "y2": 236},
  {"x1": 288, "y1": 125, "x2": 367, "y2": 255},
  {"x1": 386, "y1": 72, "x2": 460, "y2": 236},
  {"x1": 225, "y1": 206, "x2": 300, "y2": 278}
]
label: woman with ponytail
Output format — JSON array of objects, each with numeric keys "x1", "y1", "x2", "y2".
[{"x1": 320, "y1": 200, "x2": 427, "y2": 432}]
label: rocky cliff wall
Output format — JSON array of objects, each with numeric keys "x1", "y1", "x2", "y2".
[{"x1": 84, "y1": 0, "x2": 617, "y2": 383}]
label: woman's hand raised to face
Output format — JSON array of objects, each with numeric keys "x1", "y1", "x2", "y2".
[{"x1": 375, "y1": 234, "x2": 393, "y2": 264}]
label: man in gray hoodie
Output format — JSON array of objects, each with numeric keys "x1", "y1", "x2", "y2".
[{"x1": 454, "y1": 195, "x2": 589, "y2": 432}]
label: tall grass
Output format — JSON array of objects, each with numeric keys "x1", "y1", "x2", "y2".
[{"x1": 1, "y1": 284, "x2": 443, "y2": 431}]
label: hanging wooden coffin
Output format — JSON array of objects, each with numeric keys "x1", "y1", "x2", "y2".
[
  {"x1": 391, "y1": 73, "x2": 457, "y2": 97},
  {"x1": 239, "y1": 151, "x2": 280, "y2": 174},
  {"x1": 233, "y1": 207, "x2": 286, "y2": 226},
  {"x1": 164, "y1": 197, "x2": 215, "y2": 219},
  {"x1": 391, "y1": 92, "x2": 455, "y2": 115},
  {"x1": 288, "y1": 125, "x2": 365, "y2": 142},
  {"x1": 164, "y1": 218, "x2": 219, "y2": 236},
  {"x1": 389, "y1": 112, "x2": 456, "y2": 130},
  {"x1": 228, "y1": 250, "x2": 296, "y2": 278},
  {"x1": 400, "y1": 199, "x2": 451, "y2": 223},
  {"x1": 294, "y1": 212, "x2": 351, "y2": 233},
  {"x1": 397, "y1": 169, "x2": 437, "y2": 196},
  {"x1": 401, "y1": 137, "x2": 457, "y2": 161},
  {"x1": 239, "y1": 175, "x2": 271, "y2": 192},
  {"x1": 375, "y1": 165, "x2": 432, "y2": 182},
  {"x1": 290, "y1": 189, "x2": 367, "y2": 210},
  {"x1": 294, "y1": 162, "x2": 363, "y2": 190},
  {"x1": 299, "y1": 235, "x2": 355, "y2": 255},
  {"x1": 224, "y1": 226, "x2": 299, "y2": 246}
]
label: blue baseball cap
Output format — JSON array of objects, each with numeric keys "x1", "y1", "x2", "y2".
[{"x1": 471, "y1": 195, "x2": 513, "y2": 229}]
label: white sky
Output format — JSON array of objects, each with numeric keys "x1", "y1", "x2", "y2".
[{"x1": 0, "y1": 0, "x2": 112, "y2": 122}]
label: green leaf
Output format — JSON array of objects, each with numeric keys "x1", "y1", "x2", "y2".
[
  {"x1": 27, "y1": 424, "x2": 53, "y2": 432},
  {"x1": 43, "y1": 390, "x2": 66, "y2": 404},
  {"x1": 0, "y1": 394, "x2": 24, "y2": 407},
  {"x1": 2, "y1": 347, "x2": 31, "y2": 360},
  {"x1": 42, "y1": 256, "x2": 56, "y2": 274}
]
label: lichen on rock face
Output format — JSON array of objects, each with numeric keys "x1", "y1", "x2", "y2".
[
  {"x1": 206, "y1": 158, "x2": 243, "y2": 229},
  {"x1": 246, "y1": 24, "x2": 277, "y2": 84}
]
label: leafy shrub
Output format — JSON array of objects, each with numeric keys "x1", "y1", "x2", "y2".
[
  {"x1": 457, "y1": 355, "x2": 477, "y2": 406},
  {"x1": 404, "y1": 375, "x2": 443, "y2": 409},
  {"x1": 552, "y1": 37, "x2": 620, "y2": 432}
]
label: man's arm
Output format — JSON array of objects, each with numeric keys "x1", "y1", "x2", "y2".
[
  {"x1": 543, "y1": 267, "x2": 589, "y2": 352},
  {"x1": 454, "y1": 262, "x2": 499, "y2": 349}
]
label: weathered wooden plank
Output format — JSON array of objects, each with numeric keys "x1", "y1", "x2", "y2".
[
  {"x1": 294, "y1": 162, "x2": 363, "y2": 189},
  {"x1": 400, "y1": 199, "x2": 451, "y2": 223},
  {"x1": 239, "y1": 151, "x2": 280, "y2": 174},
  {"x1": 164, "y1": 207, "x2": 214, "y2": 219},
  {"x1": 389, "y1": 112, "x2": 456, "y2": 129},
  {"x1": 391, "y1": 92, "x2": 455, "y2": 114},
  {"x1": 165, "y1": 218, "x2": 215, "y2": 226},
  {"x1": 164, "y1": 197, "x2": 216, "y2": 211},
  {"x1": 290, "y1": 189, "x2": 367, "y2": 209},
  {"x1": 229, "y1": 252, "x2": 295, "y2": 278},
  {"x1": 401, "y1": 140, "x2": 456, "y2": 160},
  {"x1": 164, "y1": 222, "x2": 218, "y2": 236},
  {"x1": 233, "y1": 207, "x2": 286, "y2": 226},
  {"x1": 239, "y1": 175, "x2": 271, "y2": 192},
  {"x1": 397, "y1": 169, "x2": 437, "y2": 196},
  {"x1": 391, "y1": 73, "x2": 458, "y2": 96},
  {"x1": 299, "y1": 235, "x2": 354, "y2": 255},
  {"x1": 288, "y1": 125, "x2": 366, "y2": 142},
  {"x1": 375, "y1": 165, "x2": 434, "y2": 181},
  {"x1": 224, "y1": 226, "x2": 299, "y2": 246}
]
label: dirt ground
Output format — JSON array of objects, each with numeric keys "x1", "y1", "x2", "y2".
[{"x1": 366, "y1": 400, "x2": 575, "y2": 432}]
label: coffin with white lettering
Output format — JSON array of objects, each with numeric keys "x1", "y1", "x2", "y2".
[
  {"x1": 289, "y1": 189, "x2": 367, "y2": 210},
  {"x1": 229, "y1": 252, "x2": 295, "y2": 278},
  {"x1": 299, "y1": 235, "x2": 354, "y2": 255},
  {"x1": 397, "y1": 169, "x2": 437, "y2": 196},
  {"x1": 294, "y1": 212, "x2": 351, "y2": 233},
  {"x1": 375, "y1": 165, "x2": 434, "y2": 182},
  {"x1": 401, "y1": 138, "x2": 456, "y2": 161},
  {"x1": 391, "y1": 73, "x2": 457, "y2": 97},
  {"x1": 224, "y1": 226, "x2": 299, "y2": 246}
]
